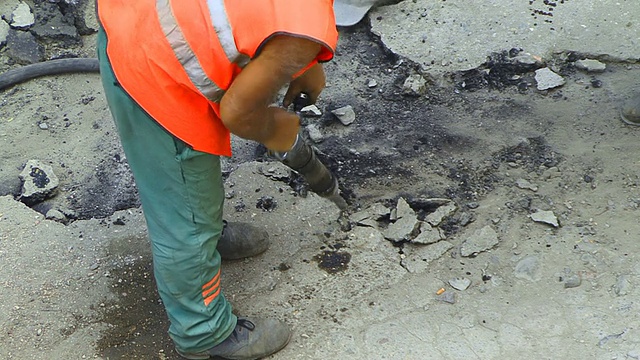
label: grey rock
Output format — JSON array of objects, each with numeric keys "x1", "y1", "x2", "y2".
[
  {"x1": 516, "y1": 178, "x2": 538, "y2": 192},
  {"x1": 529, "y1": 209, "x2": 559, "y2": 228},
  {"x1": 389, "y1": 207, "x2": 397, "y2": 221},
  {"x1": 513, "y1": 54, "x2": 540, "y2": 65},
  {"x1": 0, "y1": 19, "x2": 9, "y2": 46},
  {"x1": 401, "y1": 241, "x2": 454, "y2": 273},
  {"x1": 460, "y1": 225, "x2": 499, "y2": 257},
  {"x1": 19, "y1": 160, "x2": 59, "y2": 204},
  {"x1": 305, "y1": 123, "x2": 324, "y2": 143},
  {"x1": 82, "y1": 0, "x2": 99, "y2": 32},
  {"x1": 436, "y1": 291, "x2": 456, "y2": 304},
  {"x1": 29, "y1": 1, "x2": 80, "y2": 43},
  {"x1": 367, "y1": 79, "x2": 378, "y2": 88},
  {"x1": 613, "y1": 275, "x2": 632, "y2": 296},
  {"x1": 425, "y1": 202, "x2": 457, "y2": 226},
  {"x1": 0, "y1": 1, "x2": 20, "y2": 20},
  {"x1": 45, "y1": 209, "x2": 66, "y2": 222},
  {"x1": 6, "y1": 29, "x2": 44, "y2": 64},
  {"x1": 349, "y1": 203, "x2": 388, "y2": 227},
  {"x1": 10, "y1": 2, "x2": 34, "y2": 29},
  {"x1": 402, "y1": 74, "x2": 427, "y2": 96},
  {"x1": 563, "y1": 274, "x2": 582, "y2": 289},
  {"x1": 448, "y1": 277, "x2": 471, "y2": 291},
  {"x1": 383, "y1": 198, "x2": 418, "y2": 242},
  {"x1": 575, "y1": 59, "x2": 606, "y2": 73},
  {"x1": 514, "y1": 255, "x2": 542, "y2": 282},
  {"x1": 300, "y1": 104, "x2": 322, "y2": 117},
  {"x1": 395, "y1": 197, "x2": 414, "y2": 219},
  {"x1": 411, "y1": 222, "x2": 444, "y2": 245},
  {"x1": 535, "y1": 67, "x2": 565, "y2": 90},
  {"x1": 260, "y1": 162, "x2": 290, "y2": 181},
  {"x1": 457, "y1": 212, "x2": 474, "y2": 227},
  {"x1": 331, "y1": 105, "x2": 356, "y2": 126}
]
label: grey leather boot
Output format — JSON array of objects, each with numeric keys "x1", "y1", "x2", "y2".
[{"x1": 217, "y1": 221, "x2": 270, "y2": 260}]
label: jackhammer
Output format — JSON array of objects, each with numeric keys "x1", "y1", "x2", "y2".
[{"x1": 270, "y1": 94, "x2": 348, "y2": 211}]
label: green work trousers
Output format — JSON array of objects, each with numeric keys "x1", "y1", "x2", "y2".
[{"x1": 97, "y1": 28, "x2": 236, "y2": 353}]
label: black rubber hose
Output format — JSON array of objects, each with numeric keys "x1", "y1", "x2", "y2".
[{"x1": 0, "y1": 58, "x2": 100, "y2": 91}]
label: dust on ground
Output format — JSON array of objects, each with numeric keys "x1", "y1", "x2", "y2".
[{"x1": 2, "y1": 2, "x2": 640, "y2": 359}]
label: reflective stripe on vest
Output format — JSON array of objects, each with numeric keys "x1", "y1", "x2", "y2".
[{"x1": 156, "y1": 0, "x2": 249, "y2": 103}]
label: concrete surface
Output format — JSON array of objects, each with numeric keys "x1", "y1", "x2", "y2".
[
  {"x1": 2, "y1": 0, "x2": 640, "y2": 359},
  {"x1": 370, "y1": 0, "x2": 639, "y2": 75}
]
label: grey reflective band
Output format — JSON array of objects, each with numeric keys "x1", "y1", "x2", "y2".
[
  {"x1": 206, "y1": 0, "x2": 250, "y2": 67},
  {"x1": 156, "y1": 0, "x2": 225, "y2": 102}
]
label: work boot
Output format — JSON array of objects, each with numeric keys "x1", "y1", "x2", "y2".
[
  {"x1": 217, "y1": 221, "x2": 269, "y2": 260},
  {"x1": 176, "y1": 317, "x2": 291, "y2": 360}
]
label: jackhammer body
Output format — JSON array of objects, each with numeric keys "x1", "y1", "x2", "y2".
[{"x1": 271, "y1": 135, "x2": 348, "y2": 210}]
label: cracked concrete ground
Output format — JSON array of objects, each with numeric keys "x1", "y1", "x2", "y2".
[{"x1": 2, "y1": 1, "x2": 640, "y2": 359}]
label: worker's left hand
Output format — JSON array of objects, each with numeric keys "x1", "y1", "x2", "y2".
[{"x1": 283, "y1": 62, "x2": 326, "y2": 108}]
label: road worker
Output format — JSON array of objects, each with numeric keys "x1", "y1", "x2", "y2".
[{"x1": 96, "y1": 0, "x2": 338, "y2": 358}]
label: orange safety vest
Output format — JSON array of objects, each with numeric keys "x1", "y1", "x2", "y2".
[{"x1": 98, "y1": 0, "x2": 338, "y2": 156}]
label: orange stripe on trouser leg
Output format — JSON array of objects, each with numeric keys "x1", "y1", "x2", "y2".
[
  {"x1": 204, "y1": 287, "x2": 222, "y2": 306},
  {"x1": 202, "y1": 270, "x2": 222, "y2": 306},
  {"x1": 202, "y1": 271, "x2": 221, "y2": 291},
  {"x1": 202, "y1": 277, "x2": 221, "y2": 298}
]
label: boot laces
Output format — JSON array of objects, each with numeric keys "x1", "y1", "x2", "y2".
[{"x1": 226, "y1": 318, "x2": 255, "y2": 344}]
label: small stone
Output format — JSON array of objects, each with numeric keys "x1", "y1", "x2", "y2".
[
  {"x1": 402, "y1": 74, "x2": 427, "y2": 96},
  {"x1": 466, "y1": 202, "x2": 479, "y2": 209},
  {"x1": 11, "y1": 2, "x2": 35, "y2": 29},
  {"x1": 260, "y1": 163, "x2": 290, "y2": 181},
  {"x1": 305, "y1": 123, "x2": 324, "y2": 143},
  {"x1": 383, "y1": 198, "x2": 419, "y2": 242},
  {"x1": 563, "y1": 274, "x2": 581, "y2": 288},
  {"x1": 613, "y1": 275, "x2": 632, "y2": 296},
  {"x1": 529, "y1": 210, "x2": 559, "y2": 228},
  {"x1": 448, "y1": 277, "x2": 471, "y2": 291},
  {"x1": 349, "y1": 203, "x2": 388, "y2": 227},
  {"x1": 331, "y1": 105, "x2": 356, "y2": 126},
  {"x1": 575, "y1": 59, "x2": 606, "y2": 73},
  {"x1": 411, "y1": 222, "x2": 444, "y2": 244},
  {"x1": 367, "y1": 79, "x2": 378, "y2": 88},
  {"x1": 436, "y1": 291, "x2": 456, "y2": 304},
  {"x1": 45, "y1": 209, "x2": 66, "y2": 222},
  {"x1": 300, "y1": 104, "x2": 322, "y2": 117},
  {"x1": 535, "y1": 67, "x2": 565, "y2": 90},
  {"x1": 516, "y1": 179, "x2": 538, "y2": 192},
  {"x1": 6, "y1": 28, "x2": 44, "y2": 64},
  {"x1": 513, "y1": 53, "x2": 539, "y2": 65},
  {"x1": 0, "y1": 20, "x2": 9, "y2": 46},
  {"x1": 425, "y1": 202, "x2": 457, "y2": 226},
  {"x1": 19, "y1": 159, "x2": 59, "y2": 205},
  {"x1": 460, "y1": 225, "x2": 499, "y2": 257},
  {"x1": 514, "y1": 255, "x2": 542, "y2": 282}
]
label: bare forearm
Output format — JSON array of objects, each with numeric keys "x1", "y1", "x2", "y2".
[
  {"x1": 223, "y1": 105, "x2": 300, "y2": 151},
  {"x1": 219, "y1": 35, "x2": 322, "y2": 152}
]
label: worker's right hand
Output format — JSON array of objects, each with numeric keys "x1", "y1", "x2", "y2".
[{"x1": 220, "y1": 35, "x2": 323, "y2": 152}]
